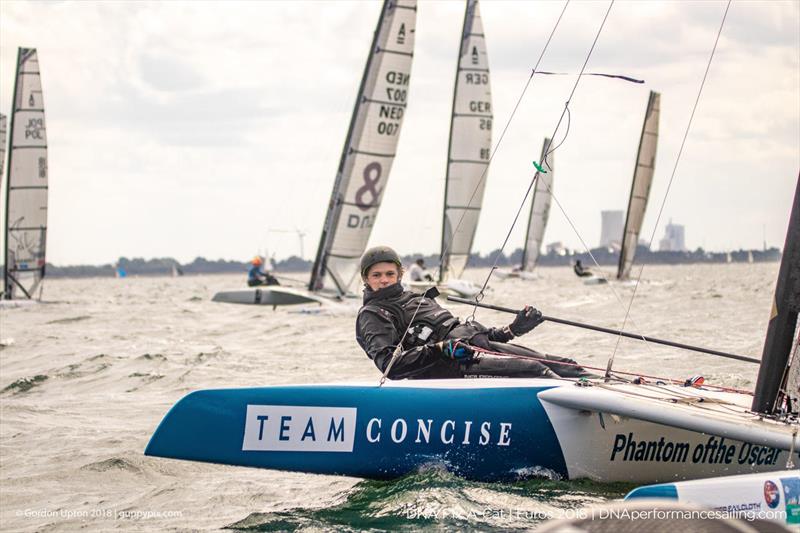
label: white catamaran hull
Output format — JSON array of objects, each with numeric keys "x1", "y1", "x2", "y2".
[
  {"x1": 405, "y1": 279, "x2": 482, "y2": 299},
  {"x1": 494, "y1": 269, "x2": 539, "y2": 281},
  {"x1": 212, "y1": 286, "x2": 338, "y2": 307},
  {"x1": 626, "y1": 470, "x2": 800, "y2": 526},
  {"x1": 146, "y1": 378, "x2": 799, "y2": 483}
]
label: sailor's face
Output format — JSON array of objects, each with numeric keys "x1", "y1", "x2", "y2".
[{"x1": 365, "y1": 262, "x2": 401, "y2": 291}]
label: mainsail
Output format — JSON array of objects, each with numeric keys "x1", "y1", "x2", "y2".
[
  {"x1": 439, "y1": 0, "x2": 492, "y2": 282},
  {"x1": 617, "y1": 91, "x2": 660, "y2": 280},
  {"x1": 752, "y1": 174, "x2": 800, "y2": 415},
  {"x1": 521, "y1": 138, "x2": 554, "y2": 271},
  {"x1": 309, "y1": 0, "x2": 417, "y2": 295},
  {"x1": 4, "y1": 48, "x2": 48, "y2": 300},
  {"x1": 0, "y1": 113, "x2": 6, "y2": 193}
]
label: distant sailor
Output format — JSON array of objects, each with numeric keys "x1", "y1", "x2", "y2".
[
  {"x1": 356, "y1": 246, "x2": 593, "y2": 380},
  {"x1": 247, "y1": 256, "x2": 279, "y2": 287},
  {"x1": 573, "y1": 259, "x2": 592, "y2": 278},
  {"x1": 407, "y1": 258, "x2": 434, "y2": 282}
]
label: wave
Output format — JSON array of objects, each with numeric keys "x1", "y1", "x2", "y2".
[
  {"x1": 224, "y1": 469, "x2": 633, "y2": 531},
  {"x1": 2, "y1": 374, "x2": 48, "y2": 394}
]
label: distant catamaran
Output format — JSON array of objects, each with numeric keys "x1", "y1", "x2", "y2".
[
  {"x1": 213, "y1": 0, "x2": 417, "y2": 306},
  {"x1": 438, "y1": 0, "x2": 492, "y2": 286},
  {"x1": 572, "y1": 90, "x2": 659, "y2": 286},
  {"x1": 493, "y1": 137, "x2": 553, "y2": 281},
  {"x1": 617, "y1": 90, "x2": 660, "y2": 280},
  {"x1": 494, "y1": 137, "x2": 557, "y2": 281},
  {"x1": 3, "y1": 48, "x2": 48, "y2": 300},
  {"x1": 520, "y1": 138, "x2": 554, "y2": 274}
]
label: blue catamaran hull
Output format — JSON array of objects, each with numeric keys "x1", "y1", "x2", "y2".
[
  {"x1": 145, "y1": 382, "x2": 568, "y2": 481},
  {"x1": 145, "y1": 379, "x2": 800, "y2": 483}
]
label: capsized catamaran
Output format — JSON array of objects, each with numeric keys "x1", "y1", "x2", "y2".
[
  {"x1": 213, "y1": 0, "x2": 417, "y2": 307},
  {"x1": 617, "y1": 90, "x2": 660, "y2": 281},
  {"x1": 3, "y1": 48, "x2": 48, "y2": 301},
  {"x1": 147, "y1": 175, "x2": 800, "y2": 483},
  {"x1": 495, "y1": 137, "x2": 554, "y2": 281}
]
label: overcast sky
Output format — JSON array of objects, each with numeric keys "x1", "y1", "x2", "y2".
[{"x1": 1, "y1": 0, "x2": 797, "y2": 266}]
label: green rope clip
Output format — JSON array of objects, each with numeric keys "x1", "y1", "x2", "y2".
[{"x1": 533, "y1": 161, "x2": 548, "y2": 174}]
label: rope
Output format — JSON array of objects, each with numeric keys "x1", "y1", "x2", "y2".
[
  {"x1": 604, "y1": 0, "x2": 732, "y2": 378},
  {"x1": 470, "y1": 0, "x2": 615, "y2": 323},
  {"x1": 469, "y1": 344, "x2": 754, "y2": 396}
]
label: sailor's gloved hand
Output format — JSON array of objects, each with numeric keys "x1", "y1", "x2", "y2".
[
  {"x1": 437, "y1": 339, "x2": 474, "y2": 361},
  {"x1": 509, "y1": 305, "x2": 544, "y2": 336}
]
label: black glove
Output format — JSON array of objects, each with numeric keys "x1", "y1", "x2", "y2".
[
  {"x1": 436, "y1": 339, "x2": 475, "y2": 361},
  {"x1": 509, "y1": 305, "x2": 544, "y2": 336}
]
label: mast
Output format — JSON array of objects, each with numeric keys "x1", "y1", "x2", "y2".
[
  {"x1": 521, "y1": 137, "x2": 553, "y2": 271},
  {"x1": 309, "y1": 0, "x2": 416, "y2": 294},
  {"x1": 0, "y1": 113, "x2": 6, "y2": 291},
  {"x1": 752, "y1": 174, "x2": 800, "y2": 415},
  {"x1": 618, "y1": 90, "x2": 660, "y2": 280},
  {"x1": 4, "y1": 49, "x2": 23, "y2": 299},
  {"x1": 439, "y1": 0, "x2": 492, "y2": 282}
]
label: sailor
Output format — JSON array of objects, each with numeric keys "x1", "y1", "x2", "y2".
[
  {"x1": 356, "y1": 246, "x2": 594, "y2": 380},
  {"x1": 573, "y1": 259, "x2": 592, "y2": 277},
  {"x1": 407, "y1": 258, "x2": 434, "y2": 282},
  {"x1": 247, "y1": 257, "x2": 280, "y2": 287}
]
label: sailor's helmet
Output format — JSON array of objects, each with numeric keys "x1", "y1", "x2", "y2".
[{"x1": 360, "y1": 246, "x2": 402, "y2": 278}]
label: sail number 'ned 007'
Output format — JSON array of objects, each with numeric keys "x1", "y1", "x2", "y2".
[{"x1": 377, "y1": 70, "x2": 409, "y2": 136}]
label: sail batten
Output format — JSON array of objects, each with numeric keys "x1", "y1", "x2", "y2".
[
  {"x1": 618, "y1": 91, "x2": 660, "y2": 280},
  {"x1": 309, "y1": 0, "x2": 417, "y2": 295},
  {"x1": 521, "y1": 138, "x2": 554, "y2": 272},
  {"x1": 440, "y1": 0, "x2": 492, "y2": 282},
  {"x1": 4, "y1": 48, "x2": 48, "y2": 300}
]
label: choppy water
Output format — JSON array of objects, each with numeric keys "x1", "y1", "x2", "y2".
[{"x1": 0, "y1": 263, "x2": 779, "y2": 531}]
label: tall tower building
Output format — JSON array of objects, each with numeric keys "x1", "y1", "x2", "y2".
[
  {"x1": 659, "y1": 220, "x2": 686, "y2": 251},
  {"x1": 600, "y1": 210, "x2": 624, "y2": 249}
]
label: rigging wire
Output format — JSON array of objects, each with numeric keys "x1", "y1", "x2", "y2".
[
  {"x1": 379, "y1": 0, "x2": 572, "y2": 385},
  {"x1": 469, "y1": 0, "x2": 616, "y2": 322},
  {"x1": 604, "y1": 0, "x2": 732, "y2": 379},
  {"x1": 535, "y1": 174, "x2": 663, "y2": 363}
]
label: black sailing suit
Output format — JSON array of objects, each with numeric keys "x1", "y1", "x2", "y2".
[{"x1": 355, "y1": 282, "x2": 591, "y2": 380}]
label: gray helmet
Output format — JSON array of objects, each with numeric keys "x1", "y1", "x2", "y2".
[{"x1": 360, "y1": 246, "x2": 401, "y2": 278}]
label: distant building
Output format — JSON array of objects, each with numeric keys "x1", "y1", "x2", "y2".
[
  {"x1": 546, "y1": 241, "x2": 568, "y2": 256},
  {"x1": 600, "y1": 210, "x2": 624, "y2": 249},
  {"x1": 659, "y1": 220, "x2": 686, "y2": 251}
]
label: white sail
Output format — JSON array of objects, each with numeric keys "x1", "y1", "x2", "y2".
[
  {"x1": 439, "y1": 0, "x2": 492, "y2": 281},
  {"x1": 618, "y1": 91, "x2": 659, "y2": 280},
  {"x1": 784, "y1": 319, "x2": 800, "y2": 413},
  {"x1": 4, "y1": 48, "x2": 48, "y2": 300},
  {"x1": 521, "y1": 138, "x2": 554, "y2": 271},
  {"x1": 309, "y1": 0, "x2": 417, "y2": 295},
  {"x1": 0, "y1": 114, "x2": 6, "y2": 184},
  {"x1": 0, "y1": 114, "x2": 5, "y2": 286}
]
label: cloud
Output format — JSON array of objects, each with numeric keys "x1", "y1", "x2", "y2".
[{"x1": 0, "y1": 0, "x2": 797, "y2": 264}]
